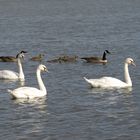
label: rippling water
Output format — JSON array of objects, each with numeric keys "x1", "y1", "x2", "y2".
[{"x1": 0, "y1": 0, "x2": 140, "y2": 139}]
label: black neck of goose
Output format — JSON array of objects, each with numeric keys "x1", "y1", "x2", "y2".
[{"x1": 102, "y1": 52, "x2": 106, "y2": 60}]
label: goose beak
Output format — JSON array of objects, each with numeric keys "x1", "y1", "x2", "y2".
[
  {"x1": 105, "y1": 50, "x2": 111, "y2": 54},
  {"x1": 107, "y1": 51, "x2": 111, "y2": 54}
]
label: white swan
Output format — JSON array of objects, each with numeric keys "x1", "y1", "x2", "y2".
[
  {"x1": 8, "y1": 64, "x2": 48, "y2": 99},
  {"x1": 84, "y1": 58, "x2": 135, "y2": 89},
  {"x1": 0, "y1": 51, "x2": 26, "y2": 81}
]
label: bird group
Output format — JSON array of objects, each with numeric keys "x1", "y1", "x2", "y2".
[{"x1": 0, "y1": 50, "x2": 135, "y2": 99}]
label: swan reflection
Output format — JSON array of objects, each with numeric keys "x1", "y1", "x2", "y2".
[
  {"x1": 13, "y1": 97, "x2": 47, "y2": 108},
  {"x1": 90, "y1": 86, "x2": 132, "y2": 94}
]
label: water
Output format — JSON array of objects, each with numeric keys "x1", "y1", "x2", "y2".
[{"x1": 0, "y1": 0, "x2": 140, "y2": 139}]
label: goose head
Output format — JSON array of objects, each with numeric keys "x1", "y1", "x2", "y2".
[
  {"x1": 102, "y1": 50, "x2": 111, "y2": 61},
  {"x1": 39, "y1": 64, "x2": 48, "y2": 72},
  {"x1": 16, "y1": 51, "x2": 27, "y2": 59},
  {"x1": 104, "y1": 50, "x2": 111, "y2": 54},
  {"x1": 125, "y1": 58, "x2": 136, "y2": 66}
]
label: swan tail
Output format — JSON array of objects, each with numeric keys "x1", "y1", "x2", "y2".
[
  {"x1": 7, "y1": 89, "x2": 13, "y2": 94},
  {"x1": 83, "y1": 77, "x2": 91, "y2": 83},
  {"x1": 84, "y1": 77, "x2": 95, "y2": 87}
]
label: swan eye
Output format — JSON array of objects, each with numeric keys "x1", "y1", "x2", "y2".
[
  {"x1": 43, "y1": 67, "x2": 47, "y2": 71},
  {"x1": 130, "y1": 60, "x2": 133, "y2": 64}
]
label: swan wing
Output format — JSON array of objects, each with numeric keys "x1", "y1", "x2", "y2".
[
  {"x1": 8, "y1": 87, "x2": 46, "y2": 99},
  {"x1": 0, "y1": 70, "x2": 19, "y2": 79},
  {"x1": 84, "y1": 77, "x2": 127, "y2": 88},
  {"x1": 100, "y1": 77, "x2": 127, "y2": 87}
]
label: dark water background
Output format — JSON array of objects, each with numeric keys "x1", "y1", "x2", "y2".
[{"x1": 0, "y1": 0, "x2": 140, "y2": 139}]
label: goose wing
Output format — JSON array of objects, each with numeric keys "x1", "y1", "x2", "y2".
[{"x1": 81, "y1": 56, "x2": 101, "y2": 61}]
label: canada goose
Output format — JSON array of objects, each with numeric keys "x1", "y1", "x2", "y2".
[
  {"x1": 0, "y1": 56, "x2": 17, "y2": 62},
  {"x1": 30, "y1": 54, "x2": 44, "y2": 61},
  {"x1": 47, "y1": 55, "x2": 78, "y2": 63},
  {"x1": 81, "y1": 50, "x2": 110, "y2": 63}
]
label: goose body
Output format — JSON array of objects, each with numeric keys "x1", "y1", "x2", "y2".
[
  {"x1": 0, "y1": 51, "x2": 26, "y2": 81},
  {"x1": 47, "y1": 55, "x2": 78, "y2": 63},
  {"x1": 0, "y1": 56, "x2": 17, "y2": 62},
  {"x1": 8, "y1": 64, "x2": 48, "y2": 99},
  {"x1": 30, "y1": 54, "x2": 44, "y2": 61},
  {"x1": 84, "y1": 58, "x2": 135, "y2": 89},
  {"x1": 81, "y1": 50, "x2": 110, "y2": 63}
]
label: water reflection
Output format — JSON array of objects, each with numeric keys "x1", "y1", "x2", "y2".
[
  {"x1": 11, "y1": 97, "x2": 48, "y2": 139},
  {"x1": 116, "y1": 87, "x2": 133, "y2": 94},
  {"x1": 0, "y1": 79, "x2": 25, "y2": 86},
  {"x1": 13, "y1": 97, "x2": 47, "y2": 109},
  {"x1": 89, "y1": 87, "x2": 132, "y2": 94}
]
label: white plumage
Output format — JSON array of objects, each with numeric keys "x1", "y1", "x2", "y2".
[
  {"x1": 84, "y1": 58, "x2": 135, "y2": 89},
  {"x1": 8, "y1": 64, "x2": 48, "y2": 99},
  {"x1": 0, "y1": 51, "x2": 26, "y2": 81}
]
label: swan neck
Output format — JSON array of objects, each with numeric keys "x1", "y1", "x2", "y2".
[
  {"x1": 17, "y1": 58, "x2": 24, "y2": 80},
  {"x1": 37, "y1": 69, "x2": 46, "y2": 93},
  {"x1": 102, "y1": 52, "x2": 106, "y2": 60},
  {"x1": 124, "y1": 63, "x2": 132, "y2": 86}
]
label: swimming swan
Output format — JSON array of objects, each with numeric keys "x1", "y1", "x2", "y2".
[
  {"x1": 0, "y1": 51, "x2": 27, "y2": 81},
  {"x1": 8, "y1": 64, "x2": 48, "y2": 99},
  {"x1": 81, "y1": 50, "x2": 110, "y2": 63},
  {"x1": 84, "y1": 58, "x2": 135, "y2": 88}
]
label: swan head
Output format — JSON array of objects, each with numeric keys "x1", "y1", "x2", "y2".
[
  {"x1": 125, "y1": 58, "x2": 136, "y2": 66},
  {"x1": 38, "y1": 64, "x2": 48, "y2": 72}
]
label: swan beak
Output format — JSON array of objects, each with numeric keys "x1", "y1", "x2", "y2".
[
  {"x1": 132, "y1": 62, "x2": 136, "y2": 66},
  {"x1": 44, "y1": 68, "x2": 49, "y2": 72}
]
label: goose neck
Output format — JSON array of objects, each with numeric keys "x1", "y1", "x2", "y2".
[{"x1": 102, "y1": 52, "x2": 106, "y2": 60}]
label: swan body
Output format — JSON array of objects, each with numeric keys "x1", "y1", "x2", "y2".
[
  {"x1": 81, "y1": 50, "x2": 110, "y2": 63},
  {"x1": 84, "y1": 58, "x2": 135, "y2": 88},
  {"x1": 8, "y1": 64, "x2": 48, "y2": 99},
  {"x1": 0, "y1": 51, "x2": 26, "y2": 81},
  {"x1": 0, "y1": 70, "x2": 19, "y2": 79}
]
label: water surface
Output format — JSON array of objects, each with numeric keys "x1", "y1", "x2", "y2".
[{"x1": 0, "y1": 0, "x2": 140, "y2": 139}]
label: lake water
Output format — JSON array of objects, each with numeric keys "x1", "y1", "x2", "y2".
[{"x1": 0, "y1": 0, "x2": 140, "y2": 139}]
